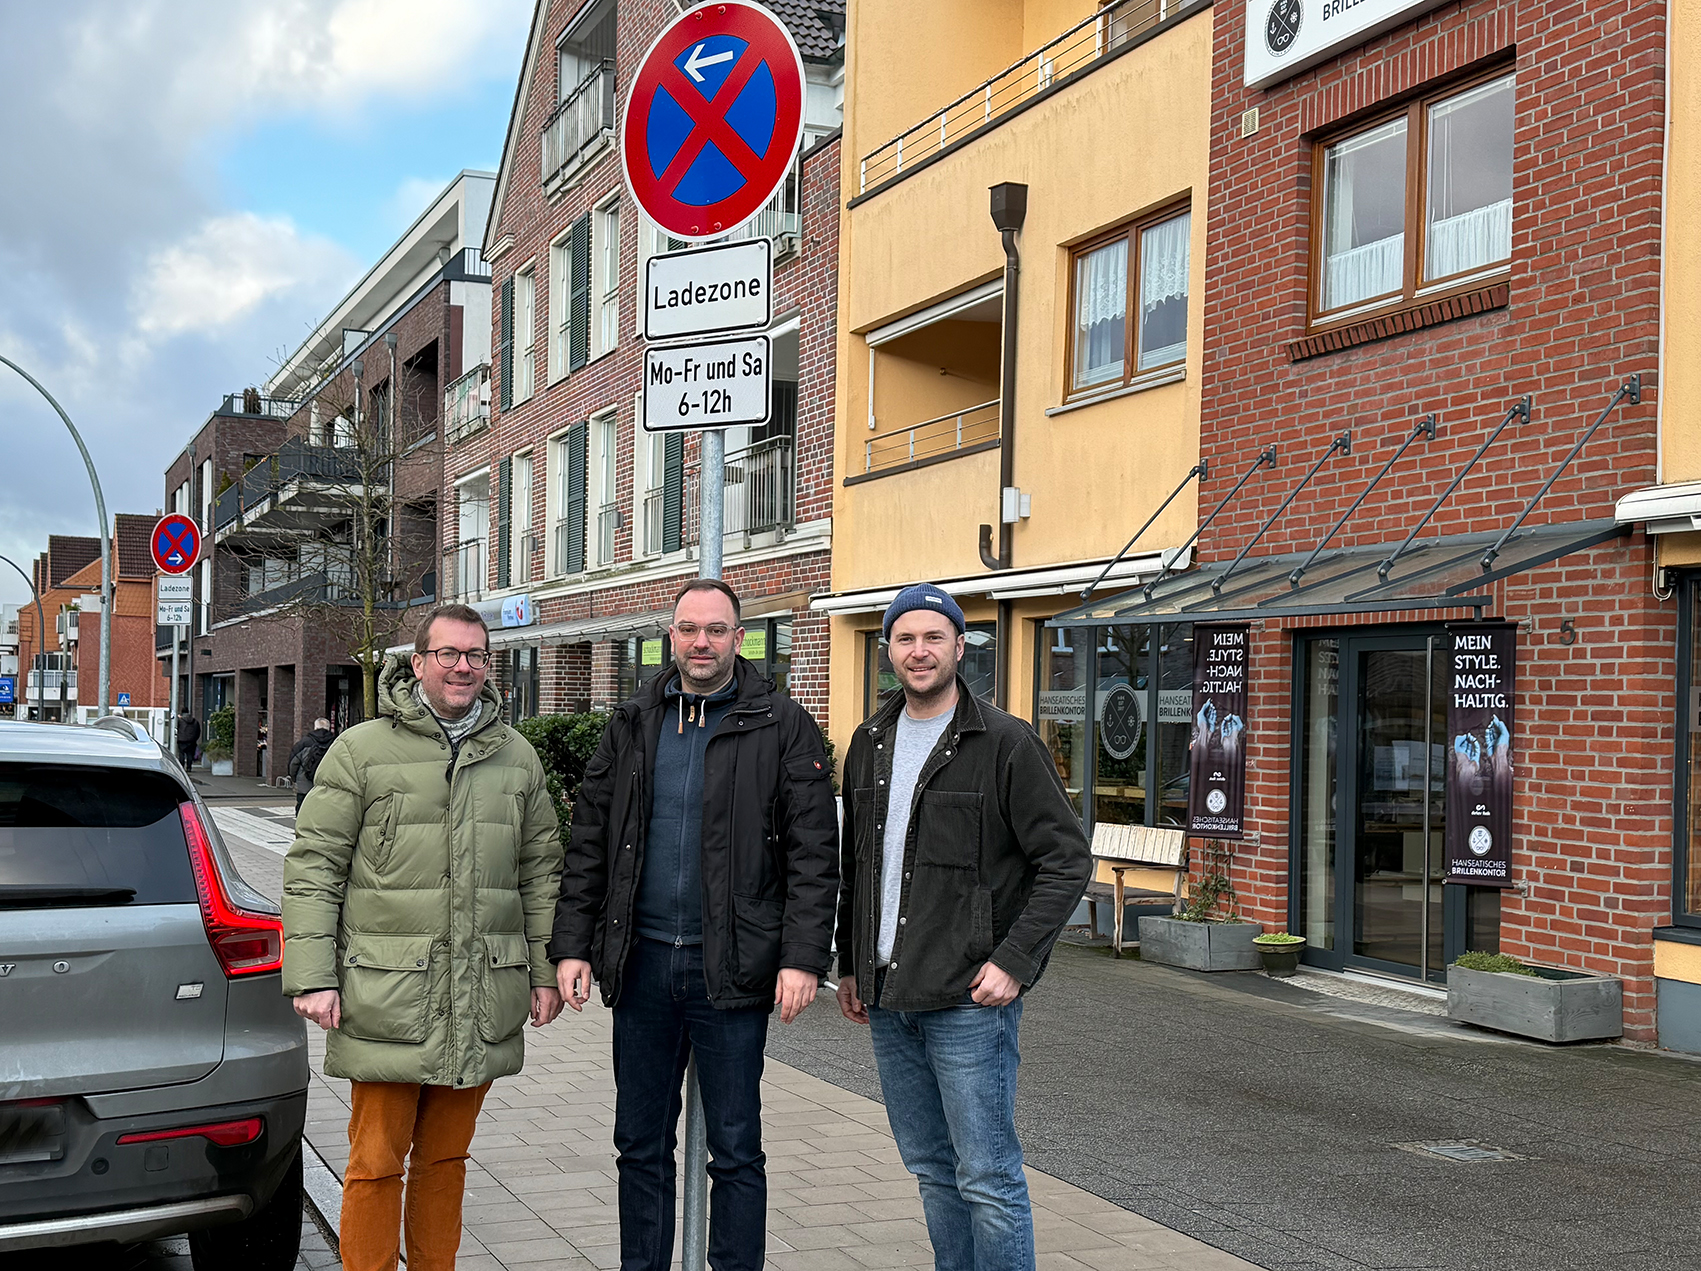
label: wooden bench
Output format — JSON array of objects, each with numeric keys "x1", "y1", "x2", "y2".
[{"x1": 1085, "y1": 823, "x2": 1188, "y2": 956}]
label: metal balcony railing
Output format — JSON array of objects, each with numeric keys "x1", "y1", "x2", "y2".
[
  {"x1": 542, "y1": 60, "x2": 616, "y2": 189},
  {"x1": 643, "y1": 488, "x2": 666, "y2": 556},
  {"x1": 596, "y1": 504, "x2": 619, "y2": 566},
  {"x1": 219, "y1": 391, "x2": 299, "y2": 419},
  {"x1": 445, "y1": 538, "x2": 485, "y2": 602},
  {"x1": 864, "y1": 400, "x2": 1000, "y2": 476},
  {"x1": 857, "y1": 0, "x2": 1180, "y2": 194},
  {"x1": 215, "y1": 439, "x2": 364, "y2": 530},
  {"x1": 683, "y1": 435, "x2": 795, "y2": 545},
  {"x1": 443, "y1": 246, "x2": 492, "y2": 282},
  {"x1": 724, "y1": 161, "x2": 802, "y2": 249},
  {"x1": 446, "y1": 364, "x2": 491, "y2": 444}
]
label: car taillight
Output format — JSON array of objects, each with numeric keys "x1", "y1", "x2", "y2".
[
  {"x1": 117, "y1": 1117, "x2": 263, "y2": 1147},
  {"x1": 179, "y1": 802, "x2": 283, "y2": 977}
]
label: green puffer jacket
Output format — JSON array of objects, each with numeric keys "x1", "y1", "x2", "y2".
[{"x1": 281, "y1": 656, "x2": 563, "y2": 1088}]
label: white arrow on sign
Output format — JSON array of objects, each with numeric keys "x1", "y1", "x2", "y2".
[{"x1": 683, "y1": 42, "x2": 736, "y2": 83}]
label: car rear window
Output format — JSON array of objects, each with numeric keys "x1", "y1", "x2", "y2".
[{"x1": 0, "y1": 764, "x2": 196, "y2": 905}]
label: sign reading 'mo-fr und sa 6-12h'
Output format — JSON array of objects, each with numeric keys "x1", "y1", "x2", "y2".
[{"x1": 643, "y1": 336, "x2": 771, "y2": 434}]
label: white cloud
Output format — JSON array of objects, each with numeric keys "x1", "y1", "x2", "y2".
[{"x1": 133, "y1": 212, "x2": 357, "y2": 339}]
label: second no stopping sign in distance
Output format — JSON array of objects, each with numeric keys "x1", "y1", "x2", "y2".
[{"x1": 622, "y1": 1, "x2": 806, "y2": 242}]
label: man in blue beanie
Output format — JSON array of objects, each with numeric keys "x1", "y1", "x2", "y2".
[{"x1": 835, "y1": 582, "x2": 1090, "y2": 1271}]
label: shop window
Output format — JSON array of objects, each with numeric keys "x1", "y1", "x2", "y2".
[
  {"x1": 1067, "y1": 204, "x2": 1191, "y2": 398},
  {"x1": 863, "y1": 622, "x2": 996, "y2": 719},
  {"x1": 740, "y1": 619, "x2": 793, "y2": 695},
  {"x1": 1312, "y1": 70, "x2": 1513, "y2": 325},
  {"x1": 1035, "y1": 625, "x2": 1089, "y2": 818},
  {"x1": 1677, "y1": 578, "x2": 1701, "y2": 927}
]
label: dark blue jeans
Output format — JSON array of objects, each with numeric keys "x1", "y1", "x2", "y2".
[
  {"x1": 612, "y1": 938, "x2": 770, "y2": 1271},
  {"x1": 867, "y1": 992, "x2": 1033, "y2": 1271}
]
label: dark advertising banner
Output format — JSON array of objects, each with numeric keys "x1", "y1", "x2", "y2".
[
  {"x1": 1188, "y1": 624, "x2": 1249, "y2": 839},
  {"x1": 1444, "y1": 622, "x2": 1516, "y2": 887}
]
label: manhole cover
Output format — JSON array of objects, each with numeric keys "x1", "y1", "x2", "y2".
[{"x1": 1396, "y1": 1140, "x2": 1527, "y2": 1163}]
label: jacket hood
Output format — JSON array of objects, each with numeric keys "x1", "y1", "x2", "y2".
[{"x1": 377, "y1": 652, "x2": 503, "y2": 732}]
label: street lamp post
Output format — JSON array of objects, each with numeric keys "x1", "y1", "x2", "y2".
[
  {"x1": 0, "y1": 552, "x2": 47, "y2": 722},
  {"x1": 1, "y1": 355, "x2": 113, "y2": 716}
]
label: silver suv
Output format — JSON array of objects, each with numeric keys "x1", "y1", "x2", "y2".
[{"x1": 0, "y1": 717, "x2": 308, "y2": 1268}]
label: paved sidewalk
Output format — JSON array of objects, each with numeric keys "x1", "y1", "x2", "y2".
[{"x1": 221, "y1": 812, "x2": 1256, "y2": 1271}]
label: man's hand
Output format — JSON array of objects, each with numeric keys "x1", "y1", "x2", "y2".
[
  {"x1": 969, "y1": 961, "x2": 1021, "y2": 1007},
  {"x1": 555, "y1": 959, "x2": 593, "y2": 1012},
  {"x1": 835, "y1": 975, "x2": 868, "y2": 1025},
  {"x1": 294, "y1": 990, "x2": 341, "y2": 1031},
  {"x1": 531, "y1": 986, "x2": 563, "y2": 1027},
  {"x1": 775, "y1": 968, "x2": 820, "y2": 1024}
]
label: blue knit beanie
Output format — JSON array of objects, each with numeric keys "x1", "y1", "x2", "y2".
[{"x1": 883, "y1": 583, "x2": 966, "y2": 639}]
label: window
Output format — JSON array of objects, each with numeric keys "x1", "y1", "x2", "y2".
[
  {"x1": 1068, "y1": 205, "x2": 1191, "y2": 397},
  {"x1": 1312, "y1": 70, "x2": 1513, "y2": 325},
  {"x1": 595, "y1": 198, "x2": 620, "y2": 357},
  {"x1": 1677, "y1": 576, "x2": 1701, "y2": 928},
  {"x1": 594, "y1": 412, "x2": 618, "y2": 566},
  {"x1": 515, "y1": 267, "x2": 537, "y2": 399},
  {"x1": 552, "y1": 214, "x2": 594, "y2": 375},
  {"x1": 641, "y1": 431, "x2": 667, "y2": 556},
  {"x1": 554, "y1": 422, "x2": 588, "y2": 575},
  {"x1": 558, "y1": 0, "x2": 615, "y2": 101},
  {"x1": 514, "y1": 451, "x2": 533, "y2": 584}
]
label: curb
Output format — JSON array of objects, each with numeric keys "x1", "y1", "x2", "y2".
[{"x1": 300, "y1": 1136, "x2": 344, "y2": 1255}]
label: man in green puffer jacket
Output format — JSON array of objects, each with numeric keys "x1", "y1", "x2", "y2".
[{"x1": 282, "y1": 604, "x2": 563, "y2": 1271}]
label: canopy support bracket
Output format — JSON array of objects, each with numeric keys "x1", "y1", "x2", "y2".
[
  {"x1": 1291, "y1": 416, "x2": 1435, "y2": 588},
  {"x1": 1143, "y1": 446, "x2": 1277, "y2": 601},
  {"x1": 1080, "y1": 461, "x2": 1207, "y2": 600},
  {"x1": 1214, "y1": 431, "x2": 1351, "y2": 595}
]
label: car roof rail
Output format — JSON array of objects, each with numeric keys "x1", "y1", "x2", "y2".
[{"x1": 90, "y1": 714, "x2": 156, "y2": 745}]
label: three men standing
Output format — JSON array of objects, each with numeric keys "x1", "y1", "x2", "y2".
[
  {"x1": 282, "y1": 604, "x2": 564, "y2": 1271},
  {"x1": 836, "y1": 584, "x2": 1091, "y2": 1271},
  {"x1": 551, "y1": 578, "x2": 840, "y2": 1271}
]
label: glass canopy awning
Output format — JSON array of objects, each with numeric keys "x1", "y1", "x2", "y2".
[{"x1": 1048, "y1": 519, "x2": 1628, "y2": 626}]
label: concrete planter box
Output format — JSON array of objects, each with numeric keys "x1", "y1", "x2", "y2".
[
  {"x1": 1137, "y1": 916, "x2": 1263, "y2": 971},
  {"x1": 210, "y1": 758, "x2": 234, "y2": 776},
  {"x1": 1447, "y1": 964, "x2": 1623, "y2": 1042}
]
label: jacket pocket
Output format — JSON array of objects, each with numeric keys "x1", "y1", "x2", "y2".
[
  {"x1": 477, "y1": 932, "x2": 532, "y2": 1044},
  {"x1": 361, "y1": 795, "x2": 401, "y2": 874},
  {"x1": 731, "y1": 893, "x2": 784, "y2": 991},
  {"x1": 914, "y1": 790, "x2": 983, "y2": 870},
  {"x1": 339, "y1": 933, "x2": 433, "y2": 1044}
]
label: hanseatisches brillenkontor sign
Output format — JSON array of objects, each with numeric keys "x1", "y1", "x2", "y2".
[{"x1": 1244, "y1": 0, "x2": 1453, "y2": 89}]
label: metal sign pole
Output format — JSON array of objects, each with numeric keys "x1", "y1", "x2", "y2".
[
  {"x1": 700, "y1": 429, "x2": 726, "y2": 582},
  {"x1": 169, "y1": 628, "x2": 181, "y2": 754}
]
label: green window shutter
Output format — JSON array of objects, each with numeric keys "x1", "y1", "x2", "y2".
[
  {"x1": 496, "y1": 457, "x2": 512, "y2": 588},
  {"x1": 499, "y1": 278, "x2": 514, "y2": 410},
  {"x1": 565, "y1": 421, "x2": 588, "y2": 574},
  {"x1": 662, "y1": 433, "x2": 684, "y2": 554},
  {"x1": 569, "y1": 213, "x2": 591, "y2": 371}
]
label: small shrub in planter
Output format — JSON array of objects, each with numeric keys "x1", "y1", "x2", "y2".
[
  {"x1": 1253, "y1": 932, "x2": 1306, "y2": 977},
  {"x1": 1136, "y1": 842, "x2": 1263, "y2": 972},
  {"x1": 1447, "y1": 950, "x2": 1623, "y2": 1043}
]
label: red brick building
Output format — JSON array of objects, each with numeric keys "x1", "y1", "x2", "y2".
[
  {"x1": 459, "y1": 0, "x2": 843, "y2": 725},
  {"x1": 1047, "y1": 1, "x2": 1677, "y2": 1042},
  {"x1": 161, "y1": 174, "x2": 494, "y2": 775}
]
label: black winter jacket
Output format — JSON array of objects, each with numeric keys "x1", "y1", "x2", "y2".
[
  {"x1": 548, "y1": 658, "x2": 839, "y2": 1009},
  {"x1": 837, "y1": 679, "x2": 1091, "y2": 1013}
]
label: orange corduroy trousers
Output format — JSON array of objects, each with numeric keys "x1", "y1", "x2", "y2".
[{"x1": 340, "y1": 1080, "x2": 491, "y2": 1271}]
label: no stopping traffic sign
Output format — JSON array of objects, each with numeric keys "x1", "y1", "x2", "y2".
[{"x1": 621, "y1": 1, "x2": 806, "y2": 242}]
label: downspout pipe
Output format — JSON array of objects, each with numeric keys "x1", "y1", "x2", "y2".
[{"x1": 984, "y1": 183, "x2": 1027, "y2": 711}]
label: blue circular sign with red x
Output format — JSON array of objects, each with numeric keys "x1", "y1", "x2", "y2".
[
  {"x1": 152, "y1": 514, "x2": 201, "y2": 575},
  {"x1": 622, "y1": 1, "x2": 805, "y2": 241}
]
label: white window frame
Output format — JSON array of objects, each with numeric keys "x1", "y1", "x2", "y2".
[
  {"x1": 553, "y1": 428, "x2": 575, "y2": 578},
  {"x1": 516, "y1": 264, "x2": 537, "y2": 400},
  {"x1": 593, "y1": 195, "x2": 621, "y2": 360},
  {"x1": 591, "y1": 408, "x2": 619, "y2": 566},
  {"x1": 513, "y1": 449, "x2": 534, "y2": 585},
  {"x1": 550, "y1": 230, "x2": 572, "y2": 383}
]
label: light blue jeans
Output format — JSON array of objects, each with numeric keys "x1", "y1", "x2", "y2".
[{"x1": 867, "y1": 994, "x2": 1033, "y2": 1271}]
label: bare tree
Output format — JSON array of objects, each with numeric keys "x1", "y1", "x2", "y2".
[{"x1": 219, "y1": 370, "x2": 441, "y2": 719}]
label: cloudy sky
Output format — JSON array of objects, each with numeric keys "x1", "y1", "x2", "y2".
[{"x1": 0, "y1": 0, "x2": 532, "y2": 606}]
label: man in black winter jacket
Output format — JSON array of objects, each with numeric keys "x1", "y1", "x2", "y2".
[
  {"x1": 287, "y1": 717, "x2": 335, "y2": 814},
  {"x1": 835, "y1": 583, "x2": 1089, "y2": 1271},
  {"x1": 549, "y1": 577, "x2": 838, "y2": 1271}
]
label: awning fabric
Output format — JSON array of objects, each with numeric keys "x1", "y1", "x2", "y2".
[
  {"x1": 810, "y1": 548, "x2": 1189, "y2": 617},
  {"x1": 1617, "y1": 481, "x2": 1701, "y2": 534},
  {"x1": 1046, "y1": 520, "x2": 1627, "y2": 627},
  {"x1": 487, "y1": 608, "x2": 675, "y2": 649}
]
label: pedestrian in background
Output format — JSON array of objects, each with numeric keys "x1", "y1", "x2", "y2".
[
  {"x1": 551, "y1": 577, "x2": 839, "y2": 1271},
  {"x1": 288, "y1": 716, "x2": 335, "y2": 814},
  {"x1": 174, "y1": 708, "x2": 200, "y2": 770},
  {"x1": 835, "y1": 583, "x2": 1090, "y2": 1271},
  {"x1": 282, "y1": 603, "x2": 564, "y2": 1271}
]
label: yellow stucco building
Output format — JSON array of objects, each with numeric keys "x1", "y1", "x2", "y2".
[{"x1": 815, "y1": 0, "x2": 1213, "y2": 816}]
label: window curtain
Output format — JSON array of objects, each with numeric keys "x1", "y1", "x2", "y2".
[
  {"x1": 1324, "y1": 122, "x2": 1405, "y2": 310},
  {"x1": 1426, "y1": 198, "x2": 1511, "y2": 280},
  {"x1": 1074, "y1": 238, "x2": 1127, "y2": 388},
  {"x1": 1137, "y1": 213, "x2": 1190, "y2": 370}
]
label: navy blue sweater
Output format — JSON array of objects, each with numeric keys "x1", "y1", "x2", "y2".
[{"x1": 633, "y1": 673, "x2": 739, "y2": 946}]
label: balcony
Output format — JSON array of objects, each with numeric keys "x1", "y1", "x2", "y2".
[
  {"x1": 861, "y1": 400, "x2": 1000, "y2": 479},
  {"x1": 643, "y1": 488, "x2": 666, "y2": 556},
  {"x1": 542, "y1": 60, "x2": 616, "y2": 192},
  {"x1": 26, "y1": 669, "x2": 76, "y2": 700},
  {"x1": 857, "y1": 0, "x2": 1181, "y2": 195},
  {"x1": 212, "y1": 439, "x2": 365, "y2": 540},
  {"x1": 724, "y1": 161, "x2": 802, "y2": 256},
  {"x1": 446, "y1": 364, "x2": 491, "y2": 444},
  {"x1": 444, "y1": 538, "x2": 486, "y2": 603},
  {"x1": 218, "y1": 390, "x2": 299, "y2": 419},
  {"x1": 683, "y1": 435, "x2": 795, "y2": 546}
]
